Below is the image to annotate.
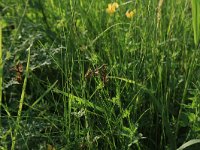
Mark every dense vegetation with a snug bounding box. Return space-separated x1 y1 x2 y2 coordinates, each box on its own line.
0 0 200 149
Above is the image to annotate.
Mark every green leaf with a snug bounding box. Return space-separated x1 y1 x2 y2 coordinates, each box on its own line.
177 139 200 150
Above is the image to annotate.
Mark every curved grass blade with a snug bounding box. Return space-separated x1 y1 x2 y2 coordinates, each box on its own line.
177 139 200 150
108 76 155 96
53 88 104 113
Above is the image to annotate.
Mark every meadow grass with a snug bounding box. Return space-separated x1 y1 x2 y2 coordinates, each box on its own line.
191 0 200 47
0 15 3 134
0 0 200 149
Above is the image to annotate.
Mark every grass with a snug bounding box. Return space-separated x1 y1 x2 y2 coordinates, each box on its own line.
0 0 200 149
11 43 32 150
0 14 3 134
192 0 200 47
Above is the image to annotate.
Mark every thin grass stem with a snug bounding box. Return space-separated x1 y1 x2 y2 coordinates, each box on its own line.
11 43 32 150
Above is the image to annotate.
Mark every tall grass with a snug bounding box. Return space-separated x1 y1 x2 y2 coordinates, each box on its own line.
0 19 3 133
191 0 200 47
11 43 32 150
1 0 200 149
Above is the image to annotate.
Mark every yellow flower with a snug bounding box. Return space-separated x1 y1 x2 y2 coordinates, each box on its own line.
106 4 115 14
112 2 119 9
106 2 119 14
126 9 136 19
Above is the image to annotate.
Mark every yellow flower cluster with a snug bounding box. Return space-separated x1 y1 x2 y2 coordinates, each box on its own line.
106 2 119 14
106 2 136 19
126 9 136 19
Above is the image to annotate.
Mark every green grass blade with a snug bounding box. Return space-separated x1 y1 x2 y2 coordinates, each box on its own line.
197 0 200 45
192 0 197 46
31 80 58 108
0 19 3 133
11 43 32 150
53 88 104 113
177 139 200 150
192 0 200 47
108 76 155 97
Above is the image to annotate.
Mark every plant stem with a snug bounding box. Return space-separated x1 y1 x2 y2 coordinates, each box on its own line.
0 19 3 133
11 43 32 150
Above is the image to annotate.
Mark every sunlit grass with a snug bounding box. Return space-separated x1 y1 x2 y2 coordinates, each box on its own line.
191 0 200 47
0 0 200 149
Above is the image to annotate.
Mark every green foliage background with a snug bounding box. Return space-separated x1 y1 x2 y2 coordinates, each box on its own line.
0 0 200 149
